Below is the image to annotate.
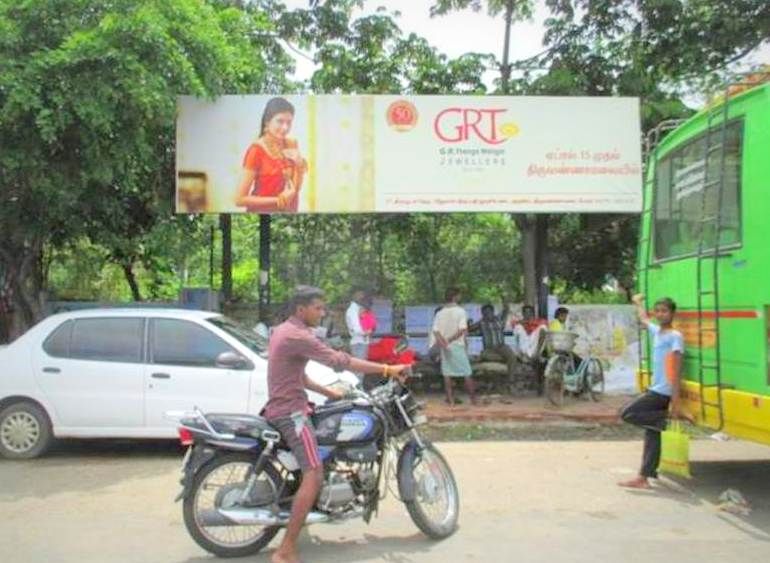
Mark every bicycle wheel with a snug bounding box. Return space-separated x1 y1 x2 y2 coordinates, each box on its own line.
585 358 605 401
544 355 568 407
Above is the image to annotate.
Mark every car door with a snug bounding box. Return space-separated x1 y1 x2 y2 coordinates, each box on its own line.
144 318 253 432
33 317 146 429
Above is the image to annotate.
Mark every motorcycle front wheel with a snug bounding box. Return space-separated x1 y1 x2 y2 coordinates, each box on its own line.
401 443 459 539
182 452 281 558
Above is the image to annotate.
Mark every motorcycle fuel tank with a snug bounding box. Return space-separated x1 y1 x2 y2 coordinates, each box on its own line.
314 408 381 446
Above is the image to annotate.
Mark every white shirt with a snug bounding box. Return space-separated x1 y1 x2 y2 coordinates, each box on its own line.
430 304 468 347
345 301 368 345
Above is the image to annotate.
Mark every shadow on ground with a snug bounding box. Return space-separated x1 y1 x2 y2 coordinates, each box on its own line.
668 459 770 539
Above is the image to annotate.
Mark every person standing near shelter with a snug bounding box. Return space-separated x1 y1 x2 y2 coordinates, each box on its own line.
546 306 584 373
431 288 478 405
618 294 687 489
312 306 335 341
346 289 370 360
359 296 378 339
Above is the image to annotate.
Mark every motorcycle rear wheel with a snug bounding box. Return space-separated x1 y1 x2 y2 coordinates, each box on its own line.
183 452 281 558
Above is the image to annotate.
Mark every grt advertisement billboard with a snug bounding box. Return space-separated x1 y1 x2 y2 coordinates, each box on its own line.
176 95 642 214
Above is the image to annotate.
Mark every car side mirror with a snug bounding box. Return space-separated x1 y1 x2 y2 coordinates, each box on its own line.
215 351 252 370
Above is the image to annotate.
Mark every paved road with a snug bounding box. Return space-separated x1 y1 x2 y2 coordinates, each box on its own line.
1 438 769 563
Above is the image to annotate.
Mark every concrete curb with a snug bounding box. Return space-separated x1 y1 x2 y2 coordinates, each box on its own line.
425 411 622 424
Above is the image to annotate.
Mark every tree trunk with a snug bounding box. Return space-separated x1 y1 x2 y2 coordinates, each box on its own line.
220 214 232 303
500 0 514 93
121 262 142 302
502 1 549 315
516 215 538 308
514 214 550 316
208 225 215 289
0 240 46 342
426 215 442 303
375 219 386 294
535 214 549 317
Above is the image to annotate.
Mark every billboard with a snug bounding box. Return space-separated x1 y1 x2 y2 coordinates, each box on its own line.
176 95 642 214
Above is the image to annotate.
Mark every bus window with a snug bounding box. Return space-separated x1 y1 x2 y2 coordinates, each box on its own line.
654 121 743 260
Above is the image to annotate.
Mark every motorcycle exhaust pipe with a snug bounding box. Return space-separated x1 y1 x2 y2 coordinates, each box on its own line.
197 509 239 527
201 508 330 527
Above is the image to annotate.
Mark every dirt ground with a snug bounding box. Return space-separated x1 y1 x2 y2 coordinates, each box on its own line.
1 435 769 563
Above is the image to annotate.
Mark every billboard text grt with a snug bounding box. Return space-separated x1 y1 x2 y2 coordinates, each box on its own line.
176 95 642 214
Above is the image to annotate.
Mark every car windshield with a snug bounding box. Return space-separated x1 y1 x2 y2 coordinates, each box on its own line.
207 316 268 356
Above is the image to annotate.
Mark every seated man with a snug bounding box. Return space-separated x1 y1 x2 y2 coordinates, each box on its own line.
512 305 548 360
469 304 519 381
549 307 569 332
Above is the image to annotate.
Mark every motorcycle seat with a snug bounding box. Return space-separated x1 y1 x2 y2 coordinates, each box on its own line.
193 413 278 438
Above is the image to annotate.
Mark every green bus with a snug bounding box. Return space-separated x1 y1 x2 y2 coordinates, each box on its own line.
637 73 770 446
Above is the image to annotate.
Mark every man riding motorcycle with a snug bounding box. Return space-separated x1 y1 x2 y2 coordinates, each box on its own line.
266 285 409 563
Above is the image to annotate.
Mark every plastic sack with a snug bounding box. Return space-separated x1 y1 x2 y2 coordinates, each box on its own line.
659 420 692 478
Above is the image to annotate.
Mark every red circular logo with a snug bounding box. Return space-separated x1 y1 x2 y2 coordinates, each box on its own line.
386 100 418 132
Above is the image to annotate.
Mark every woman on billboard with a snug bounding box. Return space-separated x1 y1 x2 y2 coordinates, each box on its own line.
235 97 307 212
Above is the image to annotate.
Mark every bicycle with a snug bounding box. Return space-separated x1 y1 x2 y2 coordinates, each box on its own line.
543 331 605 407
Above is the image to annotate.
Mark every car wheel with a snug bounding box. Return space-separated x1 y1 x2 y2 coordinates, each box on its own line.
0 401 53 459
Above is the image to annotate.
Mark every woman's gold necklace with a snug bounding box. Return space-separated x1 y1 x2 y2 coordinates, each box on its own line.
261 135 285 159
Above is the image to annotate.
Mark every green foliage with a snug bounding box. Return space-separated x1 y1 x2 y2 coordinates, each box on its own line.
549 278 626 305
527 0 770 100
47 240 132 301
548 214 638 294
266 213 520 306
0 0 291 330
278 0 493 95
5 0 770 337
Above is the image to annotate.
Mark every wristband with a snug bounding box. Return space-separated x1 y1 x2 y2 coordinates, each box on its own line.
382 364 390 377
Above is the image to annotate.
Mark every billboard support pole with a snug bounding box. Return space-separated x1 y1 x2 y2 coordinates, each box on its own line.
536 214 549 318
208 224 215 290
259 214 271 323
220 214 232 303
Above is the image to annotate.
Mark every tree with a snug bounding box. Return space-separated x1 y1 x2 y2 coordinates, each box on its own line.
430 0 770 308
524 0 770 296
0 0 290 338
257 0 502 308
276 0 493 96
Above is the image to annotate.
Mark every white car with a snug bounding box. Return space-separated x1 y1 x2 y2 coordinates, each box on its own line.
0 308 356 459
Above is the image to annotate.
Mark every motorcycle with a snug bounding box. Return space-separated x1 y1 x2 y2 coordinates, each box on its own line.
168 376 459 558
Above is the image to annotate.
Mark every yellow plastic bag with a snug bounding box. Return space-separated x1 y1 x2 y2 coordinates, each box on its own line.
659 420 691 478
